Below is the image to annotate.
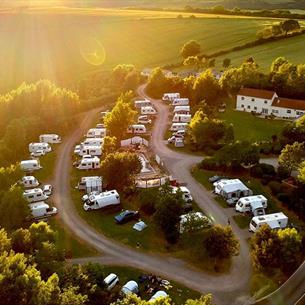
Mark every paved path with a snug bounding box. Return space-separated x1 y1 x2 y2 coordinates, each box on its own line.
52 91 253 305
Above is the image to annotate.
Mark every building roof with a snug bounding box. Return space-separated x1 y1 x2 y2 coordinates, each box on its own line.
238 88 276 100
272 97 305 111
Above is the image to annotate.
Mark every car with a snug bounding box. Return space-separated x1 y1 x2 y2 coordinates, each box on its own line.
167 135 183 144
42 184 52 196
226 198 239 207
82 191 100 202
114 210 139 224
173 130 186 137
138 115 152 125
208 175 228 183
31 150 45 158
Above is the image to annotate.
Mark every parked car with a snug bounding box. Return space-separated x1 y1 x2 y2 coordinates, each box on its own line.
42 184 52 196
114 210 139 224
208 175 228 183
226 197 239 207
31 150 46 158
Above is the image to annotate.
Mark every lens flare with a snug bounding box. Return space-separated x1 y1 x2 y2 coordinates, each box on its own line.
80 37 106 66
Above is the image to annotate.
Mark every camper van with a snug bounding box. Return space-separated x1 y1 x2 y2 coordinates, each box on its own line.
170 123 188 132
163 93 180 102
29 143 51 154
173 105 190 115
83 190 120 211
214 179 252 201
39 134 61 144
20 160 42 172
138 115 152 125
235 195 267 216
29 202 58 219
134 99 152 109
172 98 189 106
23 188 49 203
171 186 193 202
141 106 157 115
172 114 192 123
86 128 106 138
127 124 147 134
249 212 288 233
78 176 102 193
77 145 102 157
121 281 139 296
21 176 39 188
77 157 100 170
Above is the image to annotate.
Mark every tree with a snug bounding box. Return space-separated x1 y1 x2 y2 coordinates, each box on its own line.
146 68 171 98
180 40 201 59
280 19 300 35
101 152 141 189
298 161 305 184
180 212 211 234
102 136 118 158
204 225 240 260
222 58 231 68
0 228 11 252
278 142 305 174
183 56 205 71
104 92 137 141
112 64 135 85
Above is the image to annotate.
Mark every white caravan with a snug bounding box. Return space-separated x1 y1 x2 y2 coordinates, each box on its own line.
77 157 100 170
21 176 39 188
141 106 157 115
39 134 61 144
249 212 288 233
78 176 103 193
235 195 267 216
29 202 58 219
173 105 190 114
214 179 252 200
77 145 102 157
172 114 192 123
170 122 188 131
29 142 51 153
104 273 119 291
138 115 152 124
121 281 139 296
127 124 147 134
171 186 193 202
172 98 189 106
86 128 106 138
82 138 104 146
163 93 180 102
83 190 120 211
134 99 152 109
20 160 42 172
23 188 49 203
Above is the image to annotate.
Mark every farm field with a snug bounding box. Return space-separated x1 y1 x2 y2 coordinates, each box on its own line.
0 8 273 92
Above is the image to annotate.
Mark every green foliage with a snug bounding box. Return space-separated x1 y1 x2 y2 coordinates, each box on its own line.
146 67 173 98
298 161 305 184
183 56 206 71
222 58 231 68
101 152 142 190
180 40 201 59
102 136 118 159
280 19 300 34
112 64 140 91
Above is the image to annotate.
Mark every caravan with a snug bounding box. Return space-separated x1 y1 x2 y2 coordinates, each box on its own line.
29 202 58 219
82 138 104 146
173 105 190 115
86 128 106 138
78 176 103 193
39 134 61 144
77 145 102 157
83 190 120 211
127 125 147 134
214 179 252 201
170 123 188 132
20 160 42 172
23 188 49 203
163 93 180 102
249 212 288 232
235 195 267 216
21 176 39 188
141 106 157 115
134 99 152 109
29 143 51 154
172 98 189 106
172 114 192 123
77 157 100 170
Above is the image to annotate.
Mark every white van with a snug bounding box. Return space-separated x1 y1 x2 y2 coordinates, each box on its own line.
86 128 106 138
173 105 190 114
170 123 188 131
172 98 189 106
20 160 42 172
21 176 39 188
121 281 139 296
171 186 193 202
29 202 57 219
249 212 288 233
39 134 61 144
104 273 119 291
163 93 180 102
127 124 147 134
235 195 267 216
134 99 152 109
172 114 192 123
83 190 120 211
77 145 102 157
141 106 157 115
23 188 49 203
77 157 100 170
29 142 51 154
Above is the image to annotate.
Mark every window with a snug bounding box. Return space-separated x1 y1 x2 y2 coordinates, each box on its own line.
241 104 244 108
287 110 291 114
251 98 255 102
264 100 268 104
272 109 279 114
262 108 269 114
254 106 257 110
297 111 304 115
241 96 245 100
247 105 251 109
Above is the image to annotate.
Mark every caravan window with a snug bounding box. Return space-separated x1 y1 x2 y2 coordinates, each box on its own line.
250 220 257 228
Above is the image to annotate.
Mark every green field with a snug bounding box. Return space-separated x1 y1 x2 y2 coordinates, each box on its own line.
0 8 273 92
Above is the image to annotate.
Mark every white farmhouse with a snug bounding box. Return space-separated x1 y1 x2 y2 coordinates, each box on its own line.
236 88 305 119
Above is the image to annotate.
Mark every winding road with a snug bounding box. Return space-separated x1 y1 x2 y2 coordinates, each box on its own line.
53 85 254 305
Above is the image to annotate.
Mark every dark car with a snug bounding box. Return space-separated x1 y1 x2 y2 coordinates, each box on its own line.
208 175 228 183
114 210 139 224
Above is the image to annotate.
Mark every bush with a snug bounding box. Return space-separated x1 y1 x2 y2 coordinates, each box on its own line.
250 165 264 178
277 165 290 180
269 181 282 195
277 193 291 204
199 157 218 170
139 189 157 215
250 163 276 178
259 142 273 155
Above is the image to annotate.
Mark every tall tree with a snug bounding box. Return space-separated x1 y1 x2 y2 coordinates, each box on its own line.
180 40 201 59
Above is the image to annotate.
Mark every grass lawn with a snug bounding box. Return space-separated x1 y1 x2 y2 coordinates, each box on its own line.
219 100 285 142
35 147 58 183
101 265 201 303
233 214 251 229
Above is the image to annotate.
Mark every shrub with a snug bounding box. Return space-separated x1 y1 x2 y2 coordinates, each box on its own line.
277 193 291 204
199 157 218 170
250 165 264 178
277 165 290 180
251 163 276 178
139 189 158 215
269 181 282 195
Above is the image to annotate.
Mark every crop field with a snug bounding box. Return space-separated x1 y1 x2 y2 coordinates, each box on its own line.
0 8 273 92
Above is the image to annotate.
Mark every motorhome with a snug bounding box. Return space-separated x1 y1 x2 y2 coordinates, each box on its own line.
162 93 180 102
83 190 120 211
172 114 192 123
39 134 61 144
141 106 157 115
170 123 188 132
86 128 106 138
21 176 39 188
172 98 189 106
29 142 51 153
20 160 42 172
134 99 152 109
235 195 268 216
127 124 147 134
214 179 252 200
78 176 102 193
138 115 152 124
249 212 288 233
77 145 102 157
171 186 193 202
29 202 57 219
173 105 191 115
23 188 49 203
77 157 100 170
